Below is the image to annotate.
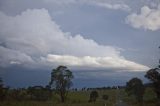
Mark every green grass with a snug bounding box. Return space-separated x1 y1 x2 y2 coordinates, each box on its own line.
0 88 159 106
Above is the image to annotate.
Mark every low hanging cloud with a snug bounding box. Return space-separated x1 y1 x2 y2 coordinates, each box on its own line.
126 5 160 31
0 8 149 71
45 54 149 71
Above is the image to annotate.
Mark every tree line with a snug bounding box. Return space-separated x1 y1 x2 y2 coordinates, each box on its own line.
0 50 160 104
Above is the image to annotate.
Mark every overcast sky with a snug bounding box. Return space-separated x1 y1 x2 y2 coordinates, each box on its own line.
0 0 160 88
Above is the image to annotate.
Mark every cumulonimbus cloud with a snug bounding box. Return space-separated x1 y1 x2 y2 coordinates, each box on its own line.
126 5 160 31
0 8 149 71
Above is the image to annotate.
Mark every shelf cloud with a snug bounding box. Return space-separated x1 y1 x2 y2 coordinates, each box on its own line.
45 54 149 71
0 8 149 71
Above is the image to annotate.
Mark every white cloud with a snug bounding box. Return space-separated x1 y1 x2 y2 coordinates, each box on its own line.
42 0 130 11
43 0 76 5
82 0 131 11
10 61 21 65
90 2 130 11
126 5 160 31
46 54 149 71
0 8 149 71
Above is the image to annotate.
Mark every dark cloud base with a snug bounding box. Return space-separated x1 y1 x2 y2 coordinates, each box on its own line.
0 67 148 88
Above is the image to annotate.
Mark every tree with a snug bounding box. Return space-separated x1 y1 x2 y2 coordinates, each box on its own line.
0 78 5 100
89 91 99 103
49 66 73 103
145 47 160 100
0 78 8 101
102 94 109 101
125 78 145 102
145 68 160 99
102 94 109 106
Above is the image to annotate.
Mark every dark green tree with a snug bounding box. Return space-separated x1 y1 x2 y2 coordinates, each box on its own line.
0 78 3 90
0 78 4 100
102 94 109 101
145 47 160 99
49 66 73 103
145 68 160 99
89 91 99 103
102 94 109 106
125 77 145 102
0 78 6 101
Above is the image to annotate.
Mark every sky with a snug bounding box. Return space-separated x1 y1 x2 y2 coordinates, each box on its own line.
0 0 160 88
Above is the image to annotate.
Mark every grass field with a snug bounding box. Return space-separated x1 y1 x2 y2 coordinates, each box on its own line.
0 88 159 106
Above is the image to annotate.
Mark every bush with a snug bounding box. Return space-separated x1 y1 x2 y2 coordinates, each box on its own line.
126 77 145 103
27 86 52 101
102 94 109 101
88 91 99 103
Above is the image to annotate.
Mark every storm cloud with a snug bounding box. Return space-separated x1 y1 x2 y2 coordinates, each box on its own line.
0 8 149 71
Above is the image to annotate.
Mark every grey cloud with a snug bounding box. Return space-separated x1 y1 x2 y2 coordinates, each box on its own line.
126 5 160 31
0 8 149 71
0 46 34 68
1 0 160 16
